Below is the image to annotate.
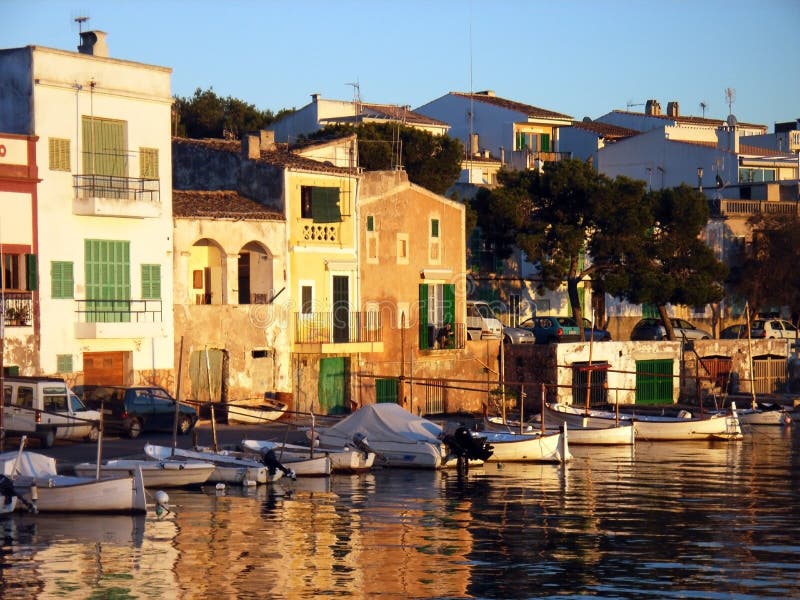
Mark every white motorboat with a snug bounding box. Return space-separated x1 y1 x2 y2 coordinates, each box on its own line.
73 459 215 488
241 439 374 474
0 450 147 514
226 400 288 425
543 402 742 441
311 403 491 469
144 443 282 485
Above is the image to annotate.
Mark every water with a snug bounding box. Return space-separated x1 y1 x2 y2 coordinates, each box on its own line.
1 426 799 599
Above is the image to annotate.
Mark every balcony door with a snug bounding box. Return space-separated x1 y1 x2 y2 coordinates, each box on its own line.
85 239 130 322
82 116 126 176
332 275 350 343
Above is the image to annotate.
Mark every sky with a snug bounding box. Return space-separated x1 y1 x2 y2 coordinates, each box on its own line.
3 0 798 129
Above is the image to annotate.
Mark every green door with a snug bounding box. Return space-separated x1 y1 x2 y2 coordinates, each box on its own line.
375 378 398 403
318 357 347 414
635 359 673 404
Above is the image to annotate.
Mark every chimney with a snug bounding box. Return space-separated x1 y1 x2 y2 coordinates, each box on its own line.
666 101 679 118
311 93 320 103
78 30 109 57
645 99 661 116
242 133 260 160
476 90 496 97
259 130 276 152
470 133 479 156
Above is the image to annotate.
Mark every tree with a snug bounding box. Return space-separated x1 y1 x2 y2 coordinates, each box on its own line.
305 123 463 195
727 213 800 322
601 185 727 339
172 87 282 139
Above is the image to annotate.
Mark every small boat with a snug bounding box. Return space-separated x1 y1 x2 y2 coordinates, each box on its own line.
480 428 572 463
241 439 374 474
226 400 288 425
0 450 147 514
543 402 742 442
73 459 215 488
144 443 282 485
488 415 636 446
312 403 492 470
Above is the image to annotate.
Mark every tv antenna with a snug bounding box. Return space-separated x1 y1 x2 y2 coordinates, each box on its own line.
725 87 736 115
346 80 361 106
74 15 89 34
626 100 645 110
699 101 707 118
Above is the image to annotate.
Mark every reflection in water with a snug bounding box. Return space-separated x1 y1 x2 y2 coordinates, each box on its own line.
0 427 798 598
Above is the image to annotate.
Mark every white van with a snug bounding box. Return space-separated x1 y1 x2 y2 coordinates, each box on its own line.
2 376 101 448
466 300 503 340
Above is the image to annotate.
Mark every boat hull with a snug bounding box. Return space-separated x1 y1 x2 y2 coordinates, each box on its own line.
241 440 374 474
73 460 215 488
482 430 571 463
227 402 287 424
14 469 147 513
144 444 278 485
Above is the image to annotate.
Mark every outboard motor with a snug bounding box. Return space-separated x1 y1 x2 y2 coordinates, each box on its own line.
261 448 297 480
0 474 36 513
352 433 385 464
442 424 494 473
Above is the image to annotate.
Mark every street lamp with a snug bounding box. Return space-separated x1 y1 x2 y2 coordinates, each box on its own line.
697 166 704 192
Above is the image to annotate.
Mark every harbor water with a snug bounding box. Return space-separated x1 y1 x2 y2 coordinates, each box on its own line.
1 425 798 599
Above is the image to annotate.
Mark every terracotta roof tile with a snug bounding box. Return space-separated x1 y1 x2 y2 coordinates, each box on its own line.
173 190 284 220
571 120 639 140
609 109 766 131
172 137 355 174
451 91 573 121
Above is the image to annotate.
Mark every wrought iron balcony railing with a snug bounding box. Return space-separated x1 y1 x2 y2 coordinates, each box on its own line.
294 311 381 344
73 174 160 203
75 299 163 323
419 322 466 350
2 292 33 327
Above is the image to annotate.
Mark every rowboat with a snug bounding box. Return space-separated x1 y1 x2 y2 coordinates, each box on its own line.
488 416 636 446
73 459 215 488
0 450 147 514
144 443 281 485
241 439 373 474
543 402 742 441
481 428 572 463
226 400 288 424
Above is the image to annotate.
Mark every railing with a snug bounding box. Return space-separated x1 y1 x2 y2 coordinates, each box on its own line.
2 292 33 327
302 223 340 243
420 322 467 350
75 299 162 323
294 311 381 344
709 198 800 218
73 174 160 203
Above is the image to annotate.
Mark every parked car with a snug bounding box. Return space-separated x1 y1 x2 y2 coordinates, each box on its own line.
521 316 581 344
503 325 536 345
720 324 749 339
581 318 612 341
74 385 198 439
630 318 711 341
750 318 799 339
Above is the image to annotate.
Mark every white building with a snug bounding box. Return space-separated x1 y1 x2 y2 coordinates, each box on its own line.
0 32 175 386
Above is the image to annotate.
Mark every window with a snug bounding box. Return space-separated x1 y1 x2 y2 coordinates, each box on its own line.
85 239 130 323
3 253 35 291
366 215 375 231
429 220 441 264
300 186 341 222
397 234 409 265
56 354 74 373
48 137 71 171
367 235 378 263
431 219 440 238
141 264 161 299
51 261 74 299
82 116 126 176
139 147 159 179
418 283 455 349
301 285 313 314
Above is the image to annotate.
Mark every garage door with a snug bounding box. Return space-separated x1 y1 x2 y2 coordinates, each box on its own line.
83 351 126 385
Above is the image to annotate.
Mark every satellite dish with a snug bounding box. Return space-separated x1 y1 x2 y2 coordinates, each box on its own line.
726 114 738 127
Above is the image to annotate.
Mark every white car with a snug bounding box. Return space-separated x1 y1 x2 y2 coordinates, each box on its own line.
750 318 799 340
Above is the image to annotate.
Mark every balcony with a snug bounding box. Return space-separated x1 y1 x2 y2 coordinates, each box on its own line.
709 198 800 218
73 174 161 218
2 292 33 328
419 322 467 351
294 311 383 353
75 299 164 339
507 150 571 172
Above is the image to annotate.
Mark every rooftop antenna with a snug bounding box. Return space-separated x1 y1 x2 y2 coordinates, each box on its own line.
346 80 361 110
74 15 89 38
700 101 707 118
626 100 645 111
725 87 736 116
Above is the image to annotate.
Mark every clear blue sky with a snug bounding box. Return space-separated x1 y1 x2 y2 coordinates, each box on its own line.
3 0 798 129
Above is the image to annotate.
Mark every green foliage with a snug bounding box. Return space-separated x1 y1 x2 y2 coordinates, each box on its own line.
172 87 282 139
727 214 800 318
306 123 463 195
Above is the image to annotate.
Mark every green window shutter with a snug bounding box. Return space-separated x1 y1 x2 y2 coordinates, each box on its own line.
82 117 125 176
56 354 73 373
366 215 374 231
311 187 341 223
431 219 440 238
25 254 37 291
418 284 429 348
51 261 74 299
540 133 550 152
85 240 131 323
443 284 455 325
375 378 399 403
141 264 161 299
139 147 159 179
